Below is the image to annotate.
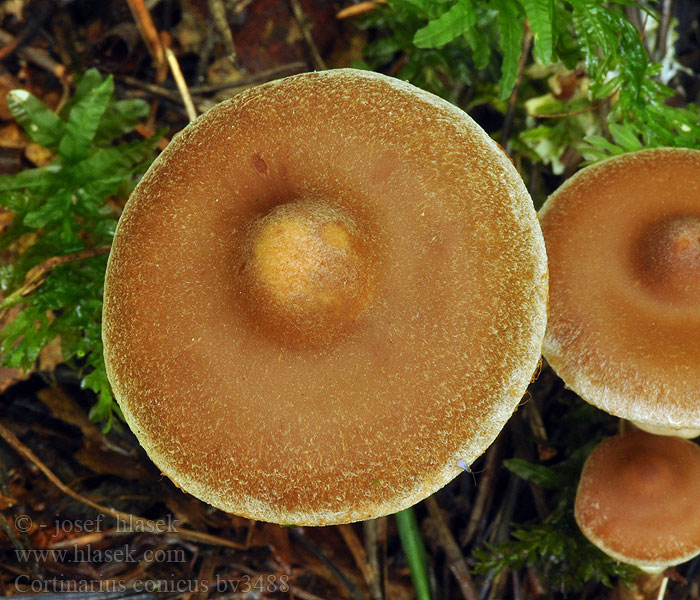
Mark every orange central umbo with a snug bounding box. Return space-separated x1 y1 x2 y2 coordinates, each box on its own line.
239 200 376 345
633 215 700 306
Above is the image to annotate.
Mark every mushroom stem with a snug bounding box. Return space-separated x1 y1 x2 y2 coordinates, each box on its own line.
610 572 667 600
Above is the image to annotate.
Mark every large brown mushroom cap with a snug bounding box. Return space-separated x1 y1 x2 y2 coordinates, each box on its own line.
103 69 547 525
575 430 700 571
540 148 700 434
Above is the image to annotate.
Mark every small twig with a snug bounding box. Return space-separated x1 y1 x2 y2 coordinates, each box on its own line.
484 561 511 599
627 5 652 56
48 530 124 549
0 510 25 554
291 587 328 600
290 528 366 600
21 247 110 296
0 247 111 319
8 591 157 600
425 497 479 600
511 569 522 600
461 433 503 547
523 398 556 461
189 62 307 94
208 0 238 65
0 30 68 82
165 47 197 121
125 0 169 130
363 519 384 600
194 20 218 85
487 460 522 548
0 421 245 551
654 0 674 62
126 0 164 67
55 79 72 115
376 517 389 599
501 24 532 150
0 2 55 62
0 33 25 62
192 551 218 600
120 75 187 104
134 123 169 151
336 1 386 19
232 0 256 14
122 63 305 118
289 0 326 70
510 412 549 519
339 525 376 598
528 100 605 119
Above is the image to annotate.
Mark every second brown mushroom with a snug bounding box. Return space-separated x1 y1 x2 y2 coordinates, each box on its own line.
539 147 700 437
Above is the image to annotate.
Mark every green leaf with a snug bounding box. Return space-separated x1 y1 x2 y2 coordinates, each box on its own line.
463 20 491 70
58 75 115 162
493 0 524 99
96 98 150 141
413 0 476 48
472 501 641 593
0 165 56 193
0 67 157 431
521 0 554 64
65 68 105 114
402 0 430 10
83 358 120 432
0 307 50 369
608 122 643 151
570 0 648 105
23 191 71 229
7 89 64 147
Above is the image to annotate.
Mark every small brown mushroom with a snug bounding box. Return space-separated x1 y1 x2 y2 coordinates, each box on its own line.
540 148 700 437
102 69 547 525
575 430 700 596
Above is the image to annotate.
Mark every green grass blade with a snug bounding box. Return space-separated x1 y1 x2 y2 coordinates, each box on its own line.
395 507 432 600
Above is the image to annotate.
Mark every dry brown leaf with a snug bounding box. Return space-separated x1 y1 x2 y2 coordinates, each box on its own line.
250 523 293 572
0 0 26 21
207 55 244 86
386 580 415 600
0 302 25 393
38 335 63 372
73 444 154 481
0 492 18 509
173 3 208 53
0 208 13 234
0 122 25 148
38 386 153 481
25 142 53 166
0 71 21 121
164 492 217 531
37 386 101 441
0 364 23 393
